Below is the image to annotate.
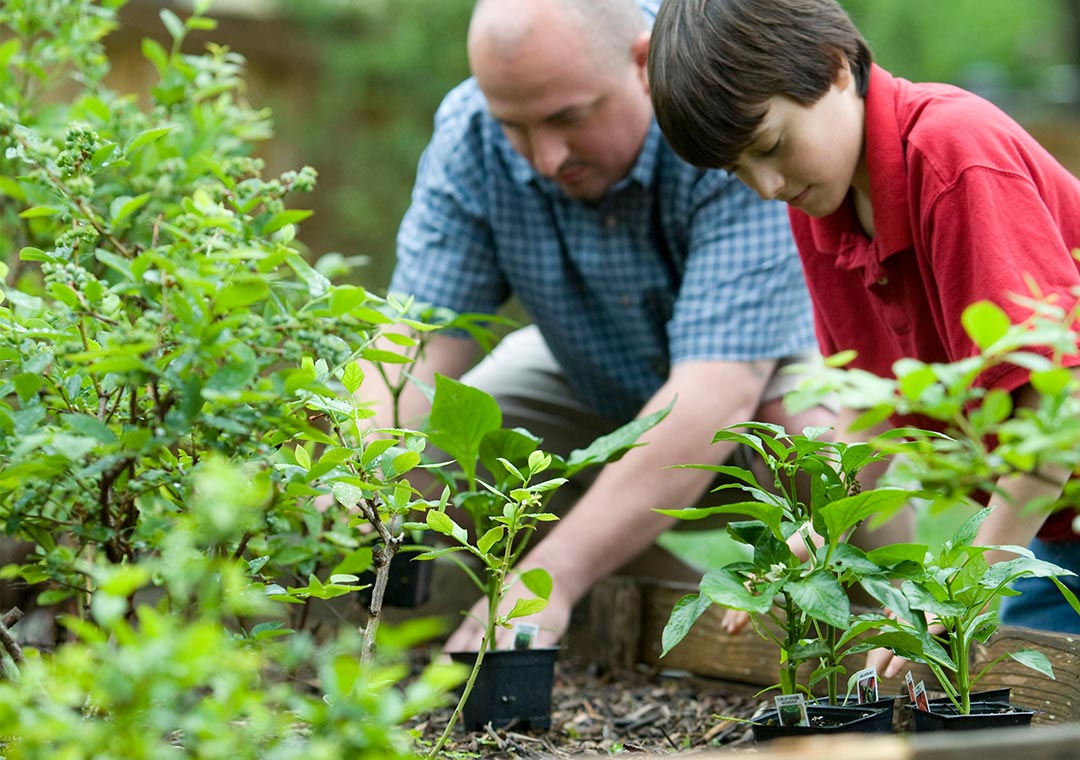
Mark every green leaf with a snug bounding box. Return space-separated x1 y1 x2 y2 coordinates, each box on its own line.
655 501 785 541
331 548 374 576
18 206 60 219
563 400 672 477
361 438 398 469
141 38 169 76
700 568 779 615
294 444 311 469
425 510 467 544
427 374 502 489
866 543 929 567
214 280 269 312
160 8 185 41
818 489 910 544
961 301 1011 350
952 507 993 548
109 193 151 225
1030 367 1074 397
391 450 420 475
286 252 330 298
13 373 41 402
902 581 966 617
341 361 364 395
479 428 541 485
518 568 552 600
1009 648 1054 679
328 285 370 317
332 481 364 507
65 413 118 444
476 526 504 555
504 597 547 620
19 247 56 262
661 593 712 657
263 209 313 235
786 570 850 629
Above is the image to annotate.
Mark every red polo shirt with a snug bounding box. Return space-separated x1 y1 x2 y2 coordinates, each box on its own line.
790 64 1080 541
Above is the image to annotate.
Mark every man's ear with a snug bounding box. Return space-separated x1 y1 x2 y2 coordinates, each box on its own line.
632 31 651 94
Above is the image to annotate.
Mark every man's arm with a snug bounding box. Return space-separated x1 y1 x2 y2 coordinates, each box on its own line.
443 357 775 650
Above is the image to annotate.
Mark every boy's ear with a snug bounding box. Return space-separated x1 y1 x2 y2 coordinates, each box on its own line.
833 52 854 91
632 31 651 94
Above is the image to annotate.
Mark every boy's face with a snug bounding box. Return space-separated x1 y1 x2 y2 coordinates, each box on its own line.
726 66 866 218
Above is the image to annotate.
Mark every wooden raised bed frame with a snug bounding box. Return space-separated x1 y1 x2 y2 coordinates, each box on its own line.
570 576 1080 757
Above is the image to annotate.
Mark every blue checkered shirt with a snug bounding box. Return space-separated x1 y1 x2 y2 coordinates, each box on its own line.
392 10 815 421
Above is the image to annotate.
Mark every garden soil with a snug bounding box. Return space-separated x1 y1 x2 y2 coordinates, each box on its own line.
410 656 767 757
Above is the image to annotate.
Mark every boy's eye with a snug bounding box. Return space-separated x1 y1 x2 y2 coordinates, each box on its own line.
759 138 781 157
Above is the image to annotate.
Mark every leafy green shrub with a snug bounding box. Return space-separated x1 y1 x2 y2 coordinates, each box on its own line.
0 0 464 753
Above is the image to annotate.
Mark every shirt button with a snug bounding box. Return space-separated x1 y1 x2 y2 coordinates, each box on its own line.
877 276 889 286
605 214 618 230
620 293 633 306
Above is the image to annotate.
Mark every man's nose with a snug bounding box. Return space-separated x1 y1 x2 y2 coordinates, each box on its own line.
529 129 570 178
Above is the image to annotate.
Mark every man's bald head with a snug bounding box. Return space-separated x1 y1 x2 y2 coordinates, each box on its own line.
468 0 647 76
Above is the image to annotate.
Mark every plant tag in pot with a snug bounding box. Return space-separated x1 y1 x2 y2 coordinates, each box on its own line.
913 680 930 712
512 622 539 650
774 694 809 727
854 666 878 704
905 671 917 702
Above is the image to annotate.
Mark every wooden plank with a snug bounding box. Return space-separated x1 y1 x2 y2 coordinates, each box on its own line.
587 578 1080 722
638 723 1080 760
971 626 1080 723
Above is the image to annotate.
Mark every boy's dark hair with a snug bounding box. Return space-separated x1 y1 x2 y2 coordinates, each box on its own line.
648 0 872 169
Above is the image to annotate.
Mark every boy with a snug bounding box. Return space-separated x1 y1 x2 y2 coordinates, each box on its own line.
647 0 1080 644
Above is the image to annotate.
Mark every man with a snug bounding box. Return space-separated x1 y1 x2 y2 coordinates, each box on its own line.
378 0 830 651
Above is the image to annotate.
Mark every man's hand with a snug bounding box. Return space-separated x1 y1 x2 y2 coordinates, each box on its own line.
442 579 572 652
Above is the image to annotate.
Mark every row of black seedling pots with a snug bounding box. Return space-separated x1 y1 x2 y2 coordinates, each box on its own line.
359 558 1037 736
751 687 1034 741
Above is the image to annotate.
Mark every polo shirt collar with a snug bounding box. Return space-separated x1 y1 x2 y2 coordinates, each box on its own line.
809 64 913 266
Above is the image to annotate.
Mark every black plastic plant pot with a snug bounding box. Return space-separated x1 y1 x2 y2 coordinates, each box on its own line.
449 647 560 731
751 704 890 742
813 695 898 732
907 700 1035 732
926 687 1011 707
357 550 432 608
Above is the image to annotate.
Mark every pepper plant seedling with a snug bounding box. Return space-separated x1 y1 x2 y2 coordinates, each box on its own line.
658 423 909 703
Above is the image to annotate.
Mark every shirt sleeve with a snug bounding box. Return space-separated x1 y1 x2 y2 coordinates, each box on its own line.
920 165 1080 393
390 82 510 316
667 173 818 364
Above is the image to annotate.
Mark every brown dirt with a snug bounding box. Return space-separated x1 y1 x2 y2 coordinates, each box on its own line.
410 657 771 758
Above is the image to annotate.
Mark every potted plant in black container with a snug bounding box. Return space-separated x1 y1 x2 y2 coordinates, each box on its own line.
862 506 1080 731
416 376 670 751
658 424 910 740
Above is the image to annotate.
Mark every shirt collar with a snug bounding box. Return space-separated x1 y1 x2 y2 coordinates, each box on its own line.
501 118 662 199
809 64 913 262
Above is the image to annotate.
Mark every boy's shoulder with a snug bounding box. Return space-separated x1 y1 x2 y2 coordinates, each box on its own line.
892 77 1037 182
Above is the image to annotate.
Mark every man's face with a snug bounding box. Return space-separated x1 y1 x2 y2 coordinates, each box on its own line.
727 69 865 218
471 27 653 202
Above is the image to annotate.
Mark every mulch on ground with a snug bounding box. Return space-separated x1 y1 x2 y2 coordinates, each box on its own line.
411 658 769 758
